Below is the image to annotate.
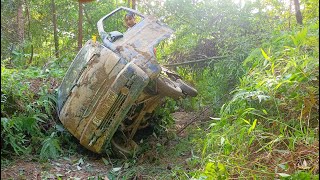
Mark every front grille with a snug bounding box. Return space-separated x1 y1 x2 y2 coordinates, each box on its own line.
88 75 136 147
99 92 127 132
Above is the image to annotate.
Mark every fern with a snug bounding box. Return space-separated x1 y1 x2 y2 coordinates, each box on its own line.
1 117 29 156
40 132 62 160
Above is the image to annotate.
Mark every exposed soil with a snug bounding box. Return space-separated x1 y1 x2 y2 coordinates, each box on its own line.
1 110 210 180
1 155 110 180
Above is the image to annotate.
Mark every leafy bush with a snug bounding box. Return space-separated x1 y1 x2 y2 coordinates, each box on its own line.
152 97 178 134
40 132 63 160
1 117 30 155
1 66 65 160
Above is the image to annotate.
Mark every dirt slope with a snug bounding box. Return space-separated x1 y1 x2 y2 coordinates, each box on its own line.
1 110 210 179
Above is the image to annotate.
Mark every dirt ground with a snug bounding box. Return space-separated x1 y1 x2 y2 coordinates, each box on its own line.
1 155 109 179
1 110 211 180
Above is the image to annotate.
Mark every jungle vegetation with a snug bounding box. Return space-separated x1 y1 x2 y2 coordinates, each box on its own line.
1 0 319 179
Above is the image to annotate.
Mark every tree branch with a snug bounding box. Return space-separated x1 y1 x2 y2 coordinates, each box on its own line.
163 56 228 67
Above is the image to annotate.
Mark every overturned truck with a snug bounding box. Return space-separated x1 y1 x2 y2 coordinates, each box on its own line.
57 7 197 157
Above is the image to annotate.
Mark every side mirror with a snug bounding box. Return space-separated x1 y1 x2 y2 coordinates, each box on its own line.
109 31 123 42
102 31 123 51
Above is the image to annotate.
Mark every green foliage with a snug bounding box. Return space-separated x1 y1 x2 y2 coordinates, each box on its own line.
190 60 244 110
239 22 319 124
1 117 30 155
280 171 319 180
1 0 129 68
152 98 177 134
1 67 29 115
1 66 61 116
1 65 65 160
149 0 273 66
40 132 62 160
192 18 319 179
201 162 228 180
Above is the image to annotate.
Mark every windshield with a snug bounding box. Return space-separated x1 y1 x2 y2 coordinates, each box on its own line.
57 41 97 113
102 9 144 34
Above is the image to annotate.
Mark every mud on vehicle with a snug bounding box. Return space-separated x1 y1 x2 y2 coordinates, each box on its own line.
57 7 197 157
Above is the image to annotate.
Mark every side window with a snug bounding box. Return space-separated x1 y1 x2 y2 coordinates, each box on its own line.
103 9 143 34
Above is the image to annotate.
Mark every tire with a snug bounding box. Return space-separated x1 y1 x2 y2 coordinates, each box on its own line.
156 76 184 100
111 132 138 158
176 79 198 97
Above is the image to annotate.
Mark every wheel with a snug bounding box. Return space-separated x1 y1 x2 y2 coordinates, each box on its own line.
156 76 184 100
176 79 198 97
111 132 138 158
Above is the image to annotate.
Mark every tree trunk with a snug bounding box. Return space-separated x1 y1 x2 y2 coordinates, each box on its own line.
78 2 83 51
25 0 34 64
51 0 59 58
127 0 136 9
288 0 292 29
84 6 94 28
132 0 136 9
17 2 24 43
293 0 303 25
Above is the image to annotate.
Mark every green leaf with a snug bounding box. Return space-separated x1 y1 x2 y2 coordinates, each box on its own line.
56 174 64 179
217 162 226 173
260 48 270 61
78 158 84 166
248 136 255 146
123 163 129 169
207 123 217 129
257 95 269 103
112 167 121 172
102 158 109 165
55 124 65 132
278 163 288 170
275 81 285 90
271 62 275 75
242 118 250 125
262 109 268 115
220 137 225 146
204 162 216 176
248 119 257 135
224 142 233 155
277 173 291 177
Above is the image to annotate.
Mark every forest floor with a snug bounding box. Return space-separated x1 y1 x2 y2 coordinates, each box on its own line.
1 109 211 180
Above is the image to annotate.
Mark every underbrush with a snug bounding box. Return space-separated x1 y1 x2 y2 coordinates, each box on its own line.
0 64 78 163
0 60 190 167
175 59 244 113
189 22 319 179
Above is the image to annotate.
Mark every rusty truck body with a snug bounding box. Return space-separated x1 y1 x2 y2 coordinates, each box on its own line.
57 7 197 156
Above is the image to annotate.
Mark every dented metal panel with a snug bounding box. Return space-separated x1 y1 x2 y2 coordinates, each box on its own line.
58 39 150 153
78 63 149 153
114 16 173 80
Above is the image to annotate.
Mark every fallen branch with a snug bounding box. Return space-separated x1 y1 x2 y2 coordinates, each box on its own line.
163 107 210 145
176 106 211 135
163 56 228 67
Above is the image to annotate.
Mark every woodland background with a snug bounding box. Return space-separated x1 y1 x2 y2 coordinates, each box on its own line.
1 0 319 179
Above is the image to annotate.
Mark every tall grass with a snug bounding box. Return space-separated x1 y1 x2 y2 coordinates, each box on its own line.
192 21 319 179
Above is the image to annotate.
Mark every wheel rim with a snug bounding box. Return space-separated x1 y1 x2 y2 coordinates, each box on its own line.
176 79 198 97
111 133 138 158
156 76 184 99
